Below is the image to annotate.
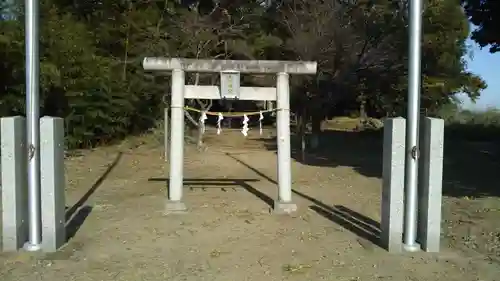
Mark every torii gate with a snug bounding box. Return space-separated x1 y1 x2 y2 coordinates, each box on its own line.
143 58 317 214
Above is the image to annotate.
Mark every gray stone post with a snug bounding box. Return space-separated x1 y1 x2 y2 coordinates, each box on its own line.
381 117 406 253
40 117 66 252
418 117 444 252
1 116 28 251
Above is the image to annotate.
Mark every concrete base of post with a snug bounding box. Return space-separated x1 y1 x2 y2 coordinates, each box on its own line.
1 116 29 252
380 117 444 254
164 201 188 215
1 116 67 253
272 201 297 214
418 117 444 253
380 117 406 253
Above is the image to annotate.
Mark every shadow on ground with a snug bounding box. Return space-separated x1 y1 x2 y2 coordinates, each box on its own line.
258 128 500 198
65 152 123 241
225 153 382 248
148 178 273 207
262 129 383 178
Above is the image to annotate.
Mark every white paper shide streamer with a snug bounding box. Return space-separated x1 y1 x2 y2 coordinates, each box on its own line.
216 112 224 135
259 111 264 135
199 111 208 134
241 114 249 137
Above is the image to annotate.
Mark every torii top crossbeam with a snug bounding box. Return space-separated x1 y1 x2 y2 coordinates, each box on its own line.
142 57 317 74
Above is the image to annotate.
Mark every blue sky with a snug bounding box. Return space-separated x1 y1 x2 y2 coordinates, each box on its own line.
460 39 500 110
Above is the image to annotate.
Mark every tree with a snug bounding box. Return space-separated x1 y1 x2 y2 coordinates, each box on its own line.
0 0 488 150
462 0 500 53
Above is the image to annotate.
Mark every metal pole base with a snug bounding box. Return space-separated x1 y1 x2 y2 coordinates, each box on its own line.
403 243 421 252
23 241 41 252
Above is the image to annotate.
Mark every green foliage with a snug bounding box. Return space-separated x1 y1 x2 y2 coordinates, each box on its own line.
462 0 500 53
437 106 500 142
0 0 492 149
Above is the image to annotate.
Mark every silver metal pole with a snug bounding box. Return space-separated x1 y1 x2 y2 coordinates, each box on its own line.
24 0 42 251
403 0 423 252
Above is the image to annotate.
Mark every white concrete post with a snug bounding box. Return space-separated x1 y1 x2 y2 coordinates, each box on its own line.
166 69 187 213
40 117 66 252
1 116 28 251
380 117 406 253
418 117 444 252
273 72 296 214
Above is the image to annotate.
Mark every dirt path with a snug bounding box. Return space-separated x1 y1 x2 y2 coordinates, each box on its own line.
1 129 499 281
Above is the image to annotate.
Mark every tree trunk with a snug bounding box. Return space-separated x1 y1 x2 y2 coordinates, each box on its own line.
357 93 368 131
197 124 204 150
297 106 307 162
310 112 322 150
360 99 367 121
